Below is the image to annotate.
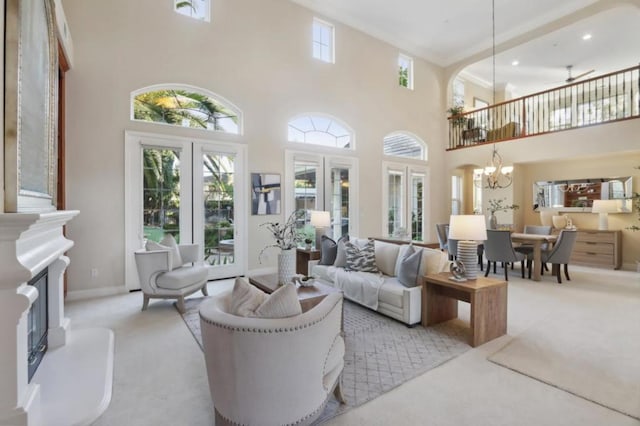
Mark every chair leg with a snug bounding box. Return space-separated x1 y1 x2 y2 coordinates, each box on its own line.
527 259 532 279
479 255 483 271
333 377 346 404
485 261 491 277
520 260 525 278
504 264 509 281
201 283 209 296
493 262 497 273
176 296 186 313
141 294 150 311
564 264 570 281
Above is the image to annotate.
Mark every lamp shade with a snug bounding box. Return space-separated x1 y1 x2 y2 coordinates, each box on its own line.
448 215 487 241
310 210 331 227
591 199 619 213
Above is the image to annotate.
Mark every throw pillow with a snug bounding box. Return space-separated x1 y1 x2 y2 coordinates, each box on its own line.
254 283 302 318
333 235 350 268
374 240 400 276
319 235 337 265
397 245 423 287
160 234 184 269
230 277 267 317
145 239 180 271
345 239 378 273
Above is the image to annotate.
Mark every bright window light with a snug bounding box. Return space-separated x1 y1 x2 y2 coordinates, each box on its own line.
313 18 335 63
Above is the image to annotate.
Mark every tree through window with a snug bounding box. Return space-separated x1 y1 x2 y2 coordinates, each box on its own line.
132 86 241 134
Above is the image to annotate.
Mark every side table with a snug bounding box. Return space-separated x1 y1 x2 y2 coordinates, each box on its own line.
296 248 321 275
422 272 507 347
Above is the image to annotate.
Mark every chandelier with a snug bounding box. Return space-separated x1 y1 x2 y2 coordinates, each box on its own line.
474 146 513 189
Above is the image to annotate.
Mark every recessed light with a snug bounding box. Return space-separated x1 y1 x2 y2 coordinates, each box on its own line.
582 33 592 40
511 60 519 66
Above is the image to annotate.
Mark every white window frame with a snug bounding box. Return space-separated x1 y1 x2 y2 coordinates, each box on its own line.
398 53 414 90
174 0 211 22
382 161 429 242
284 150 358 239
312 18 335 64
287 113 355 150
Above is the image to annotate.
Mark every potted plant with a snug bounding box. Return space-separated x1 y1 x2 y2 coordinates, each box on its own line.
487 198 519 230
304 238 313 250
259 210 304 285
446 105 468 127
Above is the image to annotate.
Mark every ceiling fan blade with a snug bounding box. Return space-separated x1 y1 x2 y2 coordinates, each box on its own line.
566 69 595 83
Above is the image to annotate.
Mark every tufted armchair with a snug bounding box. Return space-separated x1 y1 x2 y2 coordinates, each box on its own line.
134 243 208 313
199 290 345 426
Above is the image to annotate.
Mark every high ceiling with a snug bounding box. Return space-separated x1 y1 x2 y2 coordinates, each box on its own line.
290 0 640 96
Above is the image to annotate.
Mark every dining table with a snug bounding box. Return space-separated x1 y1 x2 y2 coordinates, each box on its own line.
510 233 558 281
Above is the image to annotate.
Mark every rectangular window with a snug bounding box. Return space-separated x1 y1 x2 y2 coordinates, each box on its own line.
453 78 465 107
398 54 413 89
388 171 404 236
174 0 210 22
410 174 424 241
313 18 335 63
473 170 483 214
451 175 462 215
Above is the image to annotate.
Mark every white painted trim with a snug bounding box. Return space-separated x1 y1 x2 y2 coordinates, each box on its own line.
65 286 128 302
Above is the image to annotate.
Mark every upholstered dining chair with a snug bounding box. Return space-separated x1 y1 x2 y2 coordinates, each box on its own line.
199 290 345 426
435 223 449 252
515 225 553 267
483 230 527 281
540 229 578 283
134 242 208 313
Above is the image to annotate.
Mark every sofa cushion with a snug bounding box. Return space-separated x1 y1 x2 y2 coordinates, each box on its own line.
319 236 337 265
254 283 302 318
419 247 449 276
345 240 378 273
397 245 423 287
374 241 400 276
378 278 404 308
229 277 266 316
156 264 208 290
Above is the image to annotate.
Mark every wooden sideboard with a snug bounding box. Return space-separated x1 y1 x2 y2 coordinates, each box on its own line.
570 229 621 270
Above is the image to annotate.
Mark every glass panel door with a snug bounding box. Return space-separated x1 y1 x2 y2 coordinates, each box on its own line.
142 148 182 243
388 171 403 235
328 166 349 239
410 173 424 241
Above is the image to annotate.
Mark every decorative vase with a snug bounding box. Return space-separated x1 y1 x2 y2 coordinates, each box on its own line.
278 248 296 285
489 213 498 230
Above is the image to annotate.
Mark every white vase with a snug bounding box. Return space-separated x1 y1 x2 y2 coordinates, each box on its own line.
278 248 296 285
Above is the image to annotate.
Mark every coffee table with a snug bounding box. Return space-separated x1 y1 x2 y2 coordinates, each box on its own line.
422 272 507 347
248 273 342 312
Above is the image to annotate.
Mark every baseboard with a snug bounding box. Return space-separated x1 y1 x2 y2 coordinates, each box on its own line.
66 286 128 301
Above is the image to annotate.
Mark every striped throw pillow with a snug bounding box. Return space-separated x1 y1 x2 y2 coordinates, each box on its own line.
345 239 378 273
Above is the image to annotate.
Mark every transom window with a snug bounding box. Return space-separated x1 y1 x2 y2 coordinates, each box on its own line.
398 54 413 89
383 132 426 160
313 18 335 63
175 0 210 22
288 114 353 149
132 85 241 134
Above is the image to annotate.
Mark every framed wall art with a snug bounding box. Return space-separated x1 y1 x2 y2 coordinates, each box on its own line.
251 173 281 215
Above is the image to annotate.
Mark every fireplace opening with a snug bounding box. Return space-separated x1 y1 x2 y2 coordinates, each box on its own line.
27 267 48 382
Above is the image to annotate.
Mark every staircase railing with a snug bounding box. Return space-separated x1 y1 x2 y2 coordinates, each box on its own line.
447 64 640 150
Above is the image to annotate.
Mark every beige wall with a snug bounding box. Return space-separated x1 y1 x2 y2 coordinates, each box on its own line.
60 0 449 293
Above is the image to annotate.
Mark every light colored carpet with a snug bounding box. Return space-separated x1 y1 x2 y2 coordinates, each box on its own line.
179 297 471 423
489 279 640 420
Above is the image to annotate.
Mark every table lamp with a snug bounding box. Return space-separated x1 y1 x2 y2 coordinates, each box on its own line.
310 210 331 250
448 215 487 280
591 199 619 230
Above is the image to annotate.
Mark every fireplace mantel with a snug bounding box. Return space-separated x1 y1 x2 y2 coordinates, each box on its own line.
0 210 114 426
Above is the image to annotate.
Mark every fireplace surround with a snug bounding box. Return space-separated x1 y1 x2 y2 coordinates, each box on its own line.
0 211 114 426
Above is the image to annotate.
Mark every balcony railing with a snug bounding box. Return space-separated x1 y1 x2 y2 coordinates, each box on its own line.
447 65 640 150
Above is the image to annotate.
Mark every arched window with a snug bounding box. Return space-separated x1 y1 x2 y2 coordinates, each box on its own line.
383 132 426 160
288 114 354 149
131 84 241 135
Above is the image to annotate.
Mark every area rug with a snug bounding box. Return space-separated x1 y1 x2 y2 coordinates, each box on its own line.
489 309 640 420
178 297 470 423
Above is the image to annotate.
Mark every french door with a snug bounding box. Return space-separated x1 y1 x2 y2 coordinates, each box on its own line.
382 162 428 241
284 150 358 240
125 131 246 289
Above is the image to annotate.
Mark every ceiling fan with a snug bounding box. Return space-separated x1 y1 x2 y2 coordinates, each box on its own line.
565 65 595 83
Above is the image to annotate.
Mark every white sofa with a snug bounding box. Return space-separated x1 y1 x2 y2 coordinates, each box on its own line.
310 239 450 326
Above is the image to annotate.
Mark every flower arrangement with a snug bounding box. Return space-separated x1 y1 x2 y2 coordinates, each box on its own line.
259 210 304 262
487 198 520 214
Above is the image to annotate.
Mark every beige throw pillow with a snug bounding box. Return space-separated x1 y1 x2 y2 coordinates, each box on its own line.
254 283 302 318
230 278 266 316
160 234 183 268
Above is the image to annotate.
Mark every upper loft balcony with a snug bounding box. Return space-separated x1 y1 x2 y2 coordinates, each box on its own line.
447 65 640 151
